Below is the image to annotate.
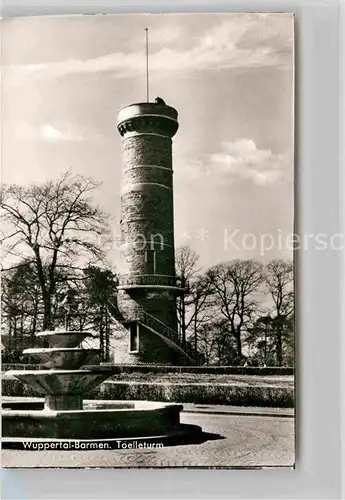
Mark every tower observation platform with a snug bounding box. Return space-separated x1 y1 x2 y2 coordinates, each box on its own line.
115 101 192 365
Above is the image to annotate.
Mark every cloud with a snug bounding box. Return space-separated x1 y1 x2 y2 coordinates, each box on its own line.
174 159 207 182
14 122 100 142
41 124 84 141
144 24 184 45
209 139 292 186
5 14 293 85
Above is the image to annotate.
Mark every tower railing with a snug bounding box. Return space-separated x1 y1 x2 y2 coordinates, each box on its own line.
118 273 188 292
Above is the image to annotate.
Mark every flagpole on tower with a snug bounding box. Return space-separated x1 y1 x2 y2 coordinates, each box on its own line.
145 28 149 102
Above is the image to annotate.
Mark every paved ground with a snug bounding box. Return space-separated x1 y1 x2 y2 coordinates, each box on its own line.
2 406 295 468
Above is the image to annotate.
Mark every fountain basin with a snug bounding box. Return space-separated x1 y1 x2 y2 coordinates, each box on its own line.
36 331 94 348
23 348 101 369
6 370 110 396
2 398 190 440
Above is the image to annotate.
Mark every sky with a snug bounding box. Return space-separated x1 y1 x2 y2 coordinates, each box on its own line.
1 13 294 269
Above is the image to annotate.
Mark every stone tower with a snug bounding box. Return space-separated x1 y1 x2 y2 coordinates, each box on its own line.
116 101 192 365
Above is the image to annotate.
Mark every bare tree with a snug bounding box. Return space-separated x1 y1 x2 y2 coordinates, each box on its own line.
175 245 214 359
206 259 263 360
196 322 218 365
1 172 111 330
175 245 200 347
1 260 43 360
186 275 215 356
82 266 119 361
264 259 294 366
247 315 275 366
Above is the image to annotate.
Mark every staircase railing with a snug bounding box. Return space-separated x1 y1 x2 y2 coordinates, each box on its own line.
139 314 194 363
140 310 177 341
106 299 194 363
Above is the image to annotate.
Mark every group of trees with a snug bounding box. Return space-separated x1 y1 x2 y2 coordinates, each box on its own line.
176 246 294 366
1 262 120 363
1 172 294 366
1 172 120 362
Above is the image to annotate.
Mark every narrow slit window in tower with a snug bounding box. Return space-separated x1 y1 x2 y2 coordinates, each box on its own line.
145 249 156 274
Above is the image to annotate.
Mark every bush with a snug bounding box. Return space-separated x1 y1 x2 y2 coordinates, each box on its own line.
2 378 38 398
93 381 294 408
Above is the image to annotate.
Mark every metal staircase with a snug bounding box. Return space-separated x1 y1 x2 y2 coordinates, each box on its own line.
139 310 194 364
106 300 194 364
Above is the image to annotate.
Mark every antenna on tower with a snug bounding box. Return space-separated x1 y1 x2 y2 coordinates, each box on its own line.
145 28 149 102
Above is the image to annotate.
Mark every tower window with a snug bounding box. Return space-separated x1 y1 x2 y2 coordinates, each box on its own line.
128 322 139 353
145 249 156 274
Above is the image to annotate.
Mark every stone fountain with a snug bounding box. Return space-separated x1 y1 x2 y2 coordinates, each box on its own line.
2 330 200 445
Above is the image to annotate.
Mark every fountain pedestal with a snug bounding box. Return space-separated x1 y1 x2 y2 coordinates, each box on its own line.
45 395 83 411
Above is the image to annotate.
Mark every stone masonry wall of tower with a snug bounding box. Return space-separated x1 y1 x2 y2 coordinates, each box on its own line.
115 102 190 365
